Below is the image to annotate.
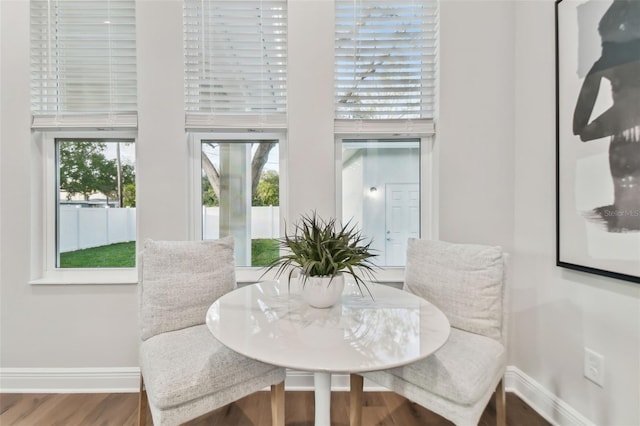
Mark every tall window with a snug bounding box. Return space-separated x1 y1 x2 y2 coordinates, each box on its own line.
31 0 137 273
185 0 287 269
335 0 437 268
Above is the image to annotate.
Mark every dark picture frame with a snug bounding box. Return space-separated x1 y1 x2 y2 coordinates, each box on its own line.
555 0 640 284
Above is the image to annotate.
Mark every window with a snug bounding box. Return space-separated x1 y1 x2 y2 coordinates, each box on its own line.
341 139 421 267
192 136 281 268
184 0 288 275
335 0 437 269
56 139 136 268
31 0 137 281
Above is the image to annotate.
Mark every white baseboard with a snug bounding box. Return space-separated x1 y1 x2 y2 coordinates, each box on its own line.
0 365 594 426
0 368 386 394
505 366 595 426
0 367 140 393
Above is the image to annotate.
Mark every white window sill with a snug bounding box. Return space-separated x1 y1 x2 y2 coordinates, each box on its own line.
30 268 137 285
29 267 404 286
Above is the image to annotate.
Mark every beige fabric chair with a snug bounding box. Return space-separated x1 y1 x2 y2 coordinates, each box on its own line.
351 239 508 426
137 238 286 426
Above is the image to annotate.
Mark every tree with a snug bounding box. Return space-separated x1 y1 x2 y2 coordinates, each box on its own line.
202 176 219 207
59 141 135 205
250 142 276 197
93 158 118 202
123 182 136 207
253 170 279 206
201 141 276 204
93 160 135 205
59 141 109 200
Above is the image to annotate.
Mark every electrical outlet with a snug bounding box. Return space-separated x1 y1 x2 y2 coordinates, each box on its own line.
584 348 605 387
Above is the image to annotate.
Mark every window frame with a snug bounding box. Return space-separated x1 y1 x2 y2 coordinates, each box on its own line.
30 130 138 285
188 131 288 283
335 133 436 283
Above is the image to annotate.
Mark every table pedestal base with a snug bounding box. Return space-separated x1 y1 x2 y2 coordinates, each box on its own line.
314 372 331 426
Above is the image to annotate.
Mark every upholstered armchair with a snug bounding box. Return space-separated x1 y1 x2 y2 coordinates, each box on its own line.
351 239 508 426
137 238 286 426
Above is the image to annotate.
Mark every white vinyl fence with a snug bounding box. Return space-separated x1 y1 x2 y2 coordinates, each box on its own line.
203 206 279 240
59 206 136 253
59 205 279 253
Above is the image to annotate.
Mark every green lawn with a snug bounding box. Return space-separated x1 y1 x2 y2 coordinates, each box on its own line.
251 238 279 267
59 239 278 268
60 241 136 268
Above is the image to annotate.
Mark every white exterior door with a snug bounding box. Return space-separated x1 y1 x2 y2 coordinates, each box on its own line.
385 183 420 266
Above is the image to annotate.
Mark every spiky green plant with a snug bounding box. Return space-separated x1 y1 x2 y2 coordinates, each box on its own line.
262 212 378 297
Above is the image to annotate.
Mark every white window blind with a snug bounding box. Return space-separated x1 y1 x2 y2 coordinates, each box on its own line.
335 0 437 125
30 0 137 129
184 0 287 130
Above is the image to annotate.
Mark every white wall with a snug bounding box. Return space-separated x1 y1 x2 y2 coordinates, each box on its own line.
512 2 640 425
287 0 336 221
1 0 639 424
438 0 516 251
136 0 189 242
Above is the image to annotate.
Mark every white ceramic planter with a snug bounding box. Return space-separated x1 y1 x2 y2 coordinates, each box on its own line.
301 273 345 308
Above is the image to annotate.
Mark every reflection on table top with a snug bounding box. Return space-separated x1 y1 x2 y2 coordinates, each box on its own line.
206 280 451 373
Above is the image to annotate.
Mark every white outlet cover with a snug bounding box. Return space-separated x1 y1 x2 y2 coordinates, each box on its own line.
584 348 605 387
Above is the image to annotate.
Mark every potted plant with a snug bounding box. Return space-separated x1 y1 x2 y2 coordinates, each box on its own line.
263 212 378 308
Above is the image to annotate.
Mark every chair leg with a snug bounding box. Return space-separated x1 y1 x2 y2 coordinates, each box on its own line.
495 379 506 426
349 374 364 426
138 374 148 426
271 381 285 426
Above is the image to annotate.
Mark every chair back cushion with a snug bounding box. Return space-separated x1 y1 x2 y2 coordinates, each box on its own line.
404 239 504 341
139 237 236 340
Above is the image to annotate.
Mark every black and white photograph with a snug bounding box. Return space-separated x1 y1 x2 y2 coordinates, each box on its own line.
556 0 640 283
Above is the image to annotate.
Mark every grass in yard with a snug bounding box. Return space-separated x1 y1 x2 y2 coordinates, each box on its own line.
252 238 279 267
61 239 277 269
59 242 136 268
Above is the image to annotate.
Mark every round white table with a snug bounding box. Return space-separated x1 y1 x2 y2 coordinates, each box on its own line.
206 280 450 426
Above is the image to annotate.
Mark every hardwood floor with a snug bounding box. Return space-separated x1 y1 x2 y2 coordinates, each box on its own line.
1 391 550 426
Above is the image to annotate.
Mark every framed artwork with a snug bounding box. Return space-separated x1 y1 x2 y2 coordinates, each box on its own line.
555 0 640 284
